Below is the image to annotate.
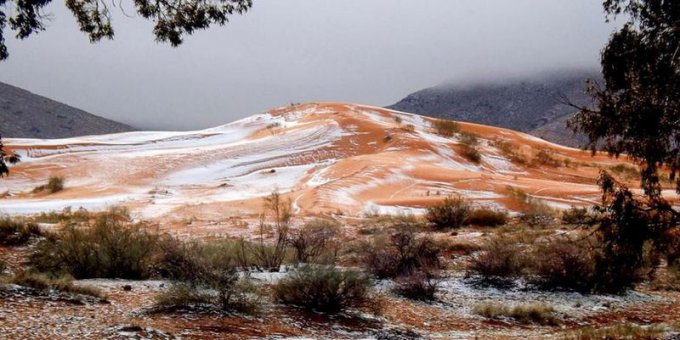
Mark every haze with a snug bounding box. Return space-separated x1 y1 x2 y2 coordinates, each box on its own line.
0 0 613 130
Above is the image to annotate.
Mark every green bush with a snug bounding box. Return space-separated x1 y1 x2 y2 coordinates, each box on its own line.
465 208 508 227
426 196 471 229
274 265 372 314
0 217 41 246
30 208 158 279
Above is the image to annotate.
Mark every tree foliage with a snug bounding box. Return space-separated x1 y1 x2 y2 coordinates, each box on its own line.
0 135 20 176
0 0 253 60
568 0 680 291
568 0 680 197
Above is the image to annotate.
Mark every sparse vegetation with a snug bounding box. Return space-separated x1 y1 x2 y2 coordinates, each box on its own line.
609 163 639 181
364 230 440 279
474 302 559 325
529 238 599 292
566 323 666 340
457 132 482 163
244 192 292 272
561 206 598 225
9 271 104 299
33 175 65 194
383 134 393 143
464 208 508 227
392 271 440 301
0 216 41 246
274 265 372 314
288 219 341 264
530 148 561 167
432 119 460 137
153 237 261 313
505 186 555 227
468 237 527 284
29 207 159 279
402 124 415 133
426 196 470 229
491 138 528 165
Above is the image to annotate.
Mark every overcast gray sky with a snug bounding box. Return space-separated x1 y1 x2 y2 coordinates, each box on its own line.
0 0 614 130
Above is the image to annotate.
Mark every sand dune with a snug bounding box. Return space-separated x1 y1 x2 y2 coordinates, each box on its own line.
0 102 644 221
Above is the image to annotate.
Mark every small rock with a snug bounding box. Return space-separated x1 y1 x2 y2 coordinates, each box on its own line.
122 284 132 291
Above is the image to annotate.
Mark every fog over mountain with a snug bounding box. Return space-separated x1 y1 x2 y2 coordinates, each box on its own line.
0 1 615 130
389 70 601 147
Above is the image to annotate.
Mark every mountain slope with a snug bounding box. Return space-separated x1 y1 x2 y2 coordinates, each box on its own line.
388 71 600 147
0 81 133 138
0 102 647 227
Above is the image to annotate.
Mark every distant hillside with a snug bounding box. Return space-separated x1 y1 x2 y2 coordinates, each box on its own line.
0 81 133 138
388 71 601 147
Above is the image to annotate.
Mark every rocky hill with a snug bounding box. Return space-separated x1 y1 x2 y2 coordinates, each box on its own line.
388 71 601 147
0 81 133 138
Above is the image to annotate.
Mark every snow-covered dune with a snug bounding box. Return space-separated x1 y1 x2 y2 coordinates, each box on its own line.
0 102 636 220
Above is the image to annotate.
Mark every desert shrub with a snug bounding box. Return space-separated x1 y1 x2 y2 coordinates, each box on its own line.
609 163 639 180
33 175 64 194
393 115 403 124
0 217 41 246
459 144 481 163
153 237 260 313
29 208 158 279
426 196 470 229
364 231 441 279
491 139 528 165
567 323 665 340
10 271 103 298
289 219 341 264
432 119 460 137
437 239 482 256
239 192 292 272
464 208 508 227
468 238 527 284
31 208 93 224
383 134 393 143
274 265 372 314
506 186 555 227
402 124 416 133
474 302 559 325
530 148 561 167
561 206 599 225
458 132 482 163
392 271 440 301
154 283 213 310
529 238 598 292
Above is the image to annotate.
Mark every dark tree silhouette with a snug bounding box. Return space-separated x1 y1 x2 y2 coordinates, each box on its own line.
0 135 20 176
568 0 680 198
567 0 680 292
0 0 252 60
